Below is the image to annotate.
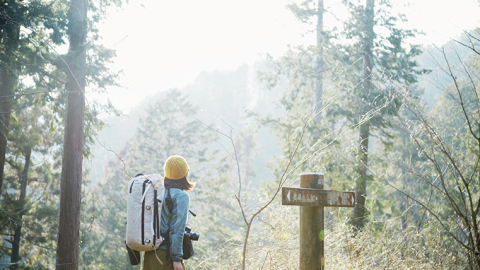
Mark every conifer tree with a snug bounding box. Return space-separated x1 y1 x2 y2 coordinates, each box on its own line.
353 0 375 230
331 0 426 228
55 0 87 267
79 89 228 268
5 104 61 269
54 0 125 266
0 0 70 193
287 0 325 123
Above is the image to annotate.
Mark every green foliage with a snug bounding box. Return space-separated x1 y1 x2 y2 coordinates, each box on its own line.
0 0 69 70
78 89 246 269
332 0 427 127
0 102 63 268
286 0 320 24
0 0 124 266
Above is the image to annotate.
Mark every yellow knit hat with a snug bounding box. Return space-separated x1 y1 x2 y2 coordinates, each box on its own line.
164 155 189 180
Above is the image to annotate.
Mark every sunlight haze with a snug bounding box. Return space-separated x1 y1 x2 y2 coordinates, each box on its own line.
99 0 480 113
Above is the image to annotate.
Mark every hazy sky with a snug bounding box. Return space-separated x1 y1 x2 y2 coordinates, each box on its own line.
96 0 480 114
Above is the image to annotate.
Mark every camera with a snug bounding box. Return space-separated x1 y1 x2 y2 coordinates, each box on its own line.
184 226 200 241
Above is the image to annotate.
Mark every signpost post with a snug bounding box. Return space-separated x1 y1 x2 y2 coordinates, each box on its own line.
282 172 355 270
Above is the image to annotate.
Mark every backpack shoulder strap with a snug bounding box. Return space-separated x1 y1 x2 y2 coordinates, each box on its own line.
164 187 173 261
164 188 196 218
165 187 174 215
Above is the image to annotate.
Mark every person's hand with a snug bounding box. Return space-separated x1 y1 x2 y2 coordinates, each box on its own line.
173 261 183 270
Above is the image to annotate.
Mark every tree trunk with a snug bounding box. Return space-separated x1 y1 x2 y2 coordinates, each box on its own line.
0 8 20 193
10 148 31 270
313 0 324 123
353 123 370 228
352 0 374 229
55 0 87 268
0 70 16 193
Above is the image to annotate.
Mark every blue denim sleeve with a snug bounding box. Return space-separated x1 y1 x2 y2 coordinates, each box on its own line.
169 189 190 261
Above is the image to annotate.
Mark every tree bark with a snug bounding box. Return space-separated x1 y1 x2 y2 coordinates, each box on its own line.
313 0 324 123
0 70 16 193
0 6 20 193
353 123 370 228
352 0 374 229
10 148 31 270
55 0 87 268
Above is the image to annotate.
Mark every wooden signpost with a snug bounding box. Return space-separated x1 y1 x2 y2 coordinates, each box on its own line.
282 172 355 270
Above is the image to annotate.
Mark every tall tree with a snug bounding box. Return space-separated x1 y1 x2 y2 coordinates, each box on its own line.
55 0 87 268
0 0 120 267
328 0 426 228
287 0 325 123
0 0 69 193
9 148 30 270
78 89 238 269
352 0 375 229
314 0 324 123
5 104 60 269
0 1 21 193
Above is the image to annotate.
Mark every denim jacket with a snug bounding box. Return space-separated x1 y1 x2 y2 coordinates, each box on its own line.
159 188 190 262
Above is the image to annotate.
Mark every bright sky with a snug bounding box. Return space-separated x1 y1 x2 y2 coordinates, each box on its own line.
97 0 480 113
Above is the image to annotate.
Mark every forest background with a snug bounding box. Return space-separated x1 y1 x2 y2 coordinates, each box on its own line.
1 0 480 269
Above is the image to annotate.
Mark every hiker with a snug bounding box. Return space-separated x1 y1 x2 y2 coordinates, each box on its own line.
143 155 195 270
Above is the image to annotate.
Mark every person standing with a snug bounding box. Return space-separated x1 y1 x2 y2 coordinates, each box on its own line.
144 155 195 270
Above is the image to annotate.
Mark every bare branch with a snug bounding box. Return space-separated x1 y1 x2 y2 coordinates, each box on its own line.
442 48 479 141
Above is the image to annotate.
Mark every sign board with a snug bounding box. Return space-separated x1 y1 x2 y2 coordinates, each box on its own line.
283 173 355 270
282 187 355 207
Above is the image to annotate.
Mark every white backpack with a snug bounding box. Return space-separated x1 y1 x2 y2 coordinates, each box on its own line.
126 173 166 252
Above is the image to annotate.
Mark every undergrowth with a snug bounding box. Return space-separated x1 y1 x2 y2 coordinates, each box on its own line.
190 206 462 270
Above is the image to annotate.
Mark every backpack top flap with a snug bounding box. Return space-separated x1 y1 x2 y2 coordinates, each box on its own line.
143 174 164 191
